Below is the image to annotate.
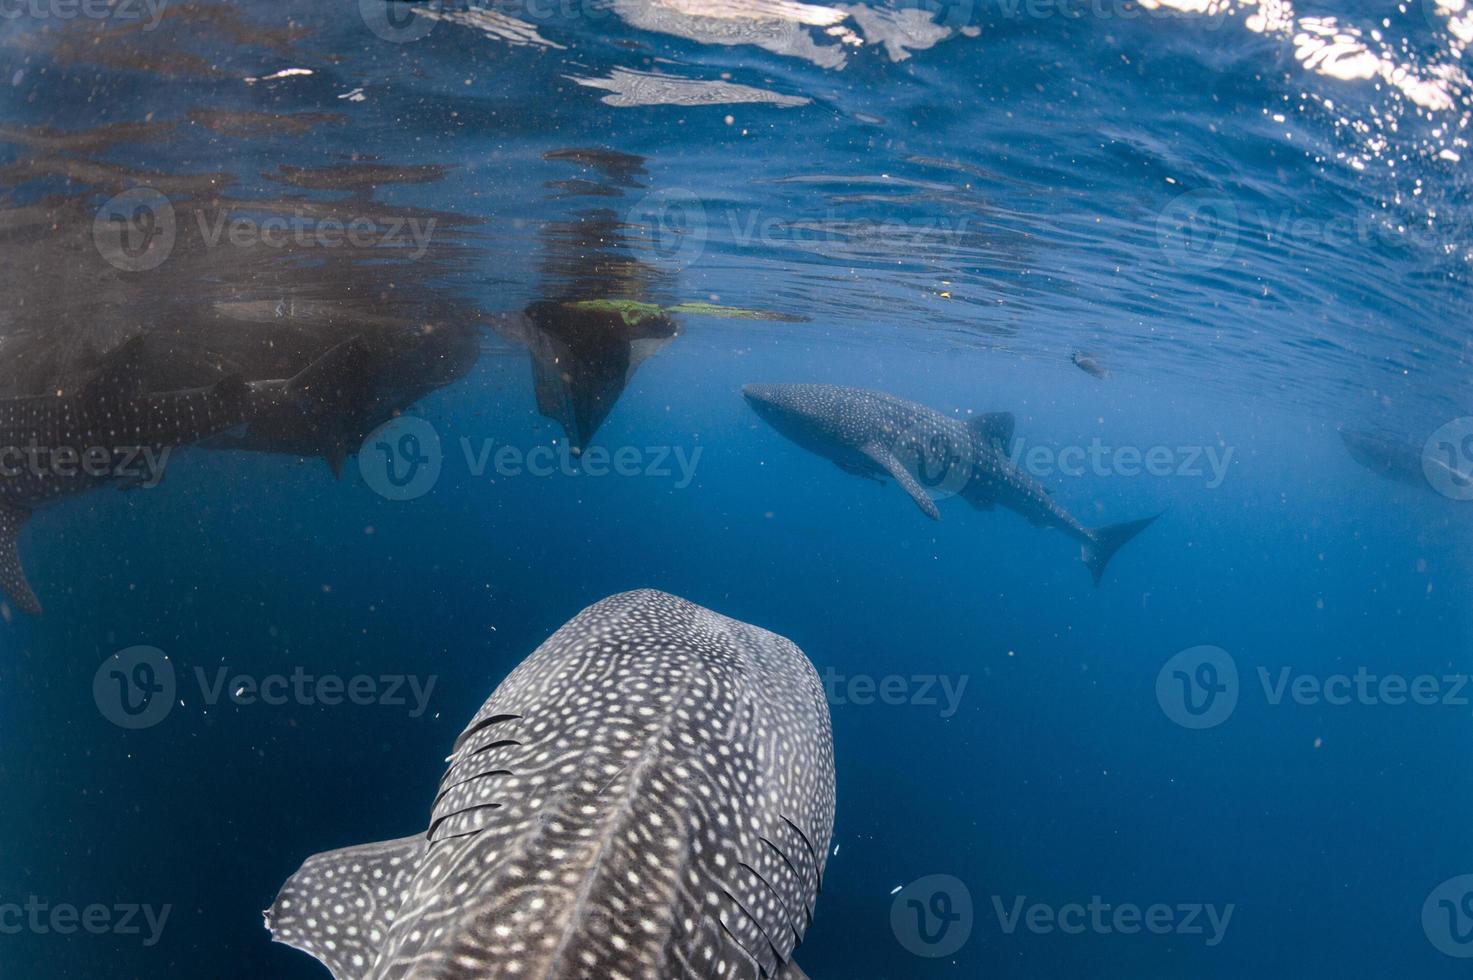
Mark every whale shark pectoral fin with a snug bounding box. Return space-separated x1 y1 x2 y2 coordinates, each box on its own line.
0 504 40 616
967 411 1014 452
778 961 812 980
266 834 426 980
861 442 941 520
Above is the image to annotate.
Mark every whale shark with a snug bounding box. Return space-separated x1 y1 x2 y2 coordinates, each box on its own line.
0 338 366 615
1339 429 1434 487
743 383 1159 584
266 589 835 980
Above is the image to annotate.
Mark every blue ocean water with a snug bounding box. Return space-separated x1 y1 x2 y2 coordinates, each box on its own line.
1 0 1471 977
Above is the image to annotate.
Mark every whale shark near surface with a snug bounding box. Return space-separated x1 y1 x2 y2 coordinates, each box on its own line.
743 383 1160 584
0 338 367 615
267 589 835 980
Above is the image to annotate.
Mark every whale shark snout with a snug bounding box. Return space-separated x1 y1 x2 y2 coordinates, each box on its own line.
740 382 781 408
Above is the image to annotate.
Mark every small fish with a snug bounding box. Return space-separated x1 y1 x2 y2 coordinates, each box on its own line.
1072 351 1111 379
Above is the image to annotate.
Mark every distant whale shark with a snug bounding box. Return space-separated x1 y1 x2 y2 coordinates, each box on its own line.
1339 428 1437 488
0 338 366 615
743 383 1159 584
267 589 835 980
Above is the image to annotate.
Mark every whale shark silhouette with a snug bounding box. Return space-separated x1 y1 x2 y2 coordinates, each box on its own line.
743 383 1160 584
0 338 367 615
267 589 834 980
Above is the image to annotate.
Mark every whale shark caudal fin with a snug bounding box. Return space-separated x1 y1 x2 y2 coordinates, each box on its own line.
265 834 427 980
0 504 39 616
862 441 941 520
1082 511 1163 586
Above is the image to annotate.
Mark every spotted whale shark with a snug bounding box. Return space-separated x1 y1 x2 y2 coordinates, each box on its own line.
743 383 1160 584
266 589 835 980
0 338 366 615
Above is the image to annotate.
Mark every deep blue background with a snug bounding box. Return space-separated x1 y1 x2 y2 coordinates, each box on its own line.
2 0 1472 976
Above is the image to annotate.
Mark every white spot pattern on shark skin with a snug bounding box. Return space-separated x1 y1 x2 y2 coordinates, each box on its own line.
266 590 836 980
741 383 1161 585
0 338 368 615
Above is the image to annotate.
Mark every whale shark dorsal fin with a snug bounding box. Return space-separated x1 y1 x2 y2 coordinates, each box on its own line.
968 411 1014 451
0 504 40 616
82 335 150 407
861 442 941 520
265 834 426 980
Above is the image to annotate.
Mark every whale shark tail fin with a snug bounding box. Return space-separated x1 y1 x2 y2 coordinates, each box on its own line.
1083 511 1162 585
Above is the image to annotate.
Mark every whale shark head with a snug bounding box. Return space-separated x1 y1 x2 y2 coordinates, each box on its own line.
267 589 835 980
742 383 846 444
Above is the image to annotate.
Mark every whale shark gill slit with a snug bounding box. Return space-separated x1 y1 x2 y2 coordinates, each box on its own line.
268 590 834 980
451 713 523 752
431 770 513 809
466 738 522 759
427 803 503 841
